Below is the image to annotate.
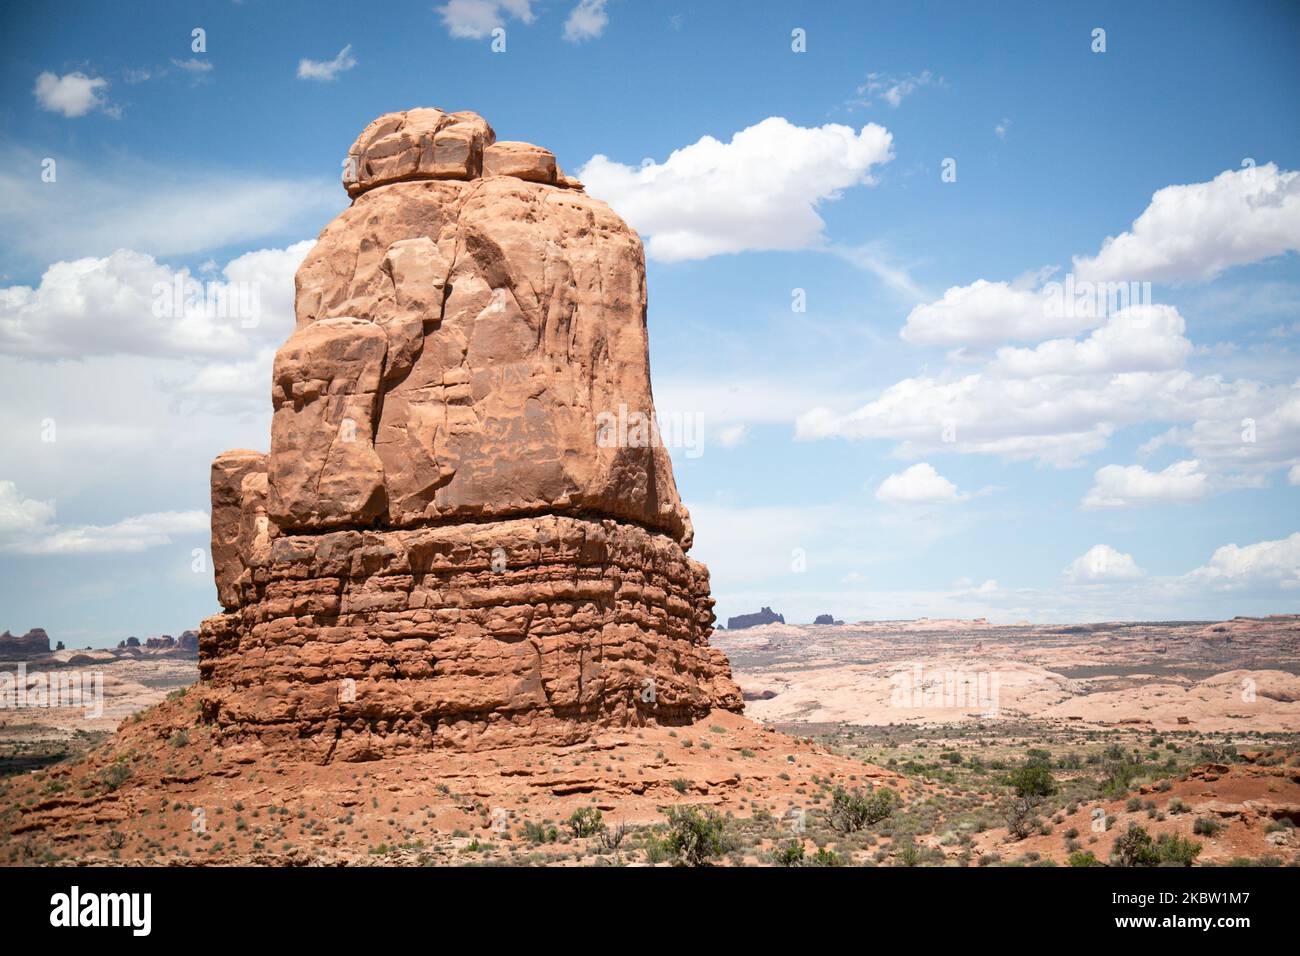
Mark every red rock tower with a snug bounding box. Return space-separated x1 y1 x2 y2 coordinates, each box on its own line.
199 108 741 762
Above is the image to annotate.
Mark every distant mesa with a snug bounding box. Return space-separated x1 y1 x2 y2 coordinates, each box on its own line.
813 613 843 626
726 607 785 630
0 628 51 658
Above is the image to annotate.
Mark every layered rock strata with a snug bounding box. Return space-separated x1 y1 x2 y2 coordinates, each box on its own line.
199 108 740 761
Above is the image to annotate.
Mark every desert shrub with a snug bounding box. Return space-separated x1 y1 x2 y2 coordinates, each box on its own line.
523 820 559 844
1198 743 1237 763
893 838 921 867
775 840 805 866
664 806 730 867
811 846 843 867
669 777 690 794
1193 817 1223 837
1112 823 1160 867
1005 796 1039 840
1167 797 1190 815
567 807 605 838
1068 850 1101 867
599 821 629 850
1007 763 1056 798
100 760 132 793
1156 833 1202 867
829 785 896 832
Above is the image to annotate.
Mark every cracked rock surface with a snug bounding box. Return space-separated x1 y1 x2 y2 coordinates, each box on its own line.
202 108 740 761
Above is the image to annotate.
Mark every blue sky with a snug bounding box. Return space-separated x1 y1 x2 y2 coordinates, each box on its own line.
1 0 1298 646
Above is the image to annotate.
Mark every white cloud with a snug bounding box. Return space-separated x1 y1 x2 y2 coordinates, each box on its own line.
297 44 357 81
901 278 1085 348
799 306 1300 473
0 481 55 536
0 146 339 269
1289 463 1300 486
0 241 310 359
1074 164 1300 284
579 117 893 262
989 305 1190 378
853 70 941 109
1082 459 1210 509
1183 532 1300 591
876 463 968 504
995 118 1011 140
0 481 206 555
437 0 534 39
1063 544 1145 583
33 71 109 117
563 0 608 41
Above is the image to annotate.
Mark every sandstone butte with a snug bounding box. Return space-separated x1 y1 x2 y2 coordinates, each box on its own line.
200 107 745 762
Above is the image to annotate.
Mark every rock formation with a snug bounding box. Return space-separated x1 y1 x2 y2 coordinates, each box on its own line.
0 628 51 658
726 607 785 630
199 107 740 762
813 614 842 626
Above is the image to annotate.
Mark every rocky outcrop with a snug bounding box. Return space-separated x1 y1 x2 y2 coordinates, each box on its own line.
200 107 740 762
813 614 841 626
0 628 51 658
726 607 785 630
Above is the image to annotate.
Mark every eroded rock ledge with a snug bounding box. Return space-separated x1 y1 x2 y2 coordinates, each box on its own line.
200 513 739 762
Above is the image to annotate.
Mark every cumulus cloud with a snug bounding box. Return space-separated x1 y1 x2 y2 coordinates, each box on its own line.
0 241 310 359
33 71 109 117
989 305 1190 378
900 278 1093 347
437 0 534 38
1074 164 1300 284
875 463 969 504
0 481 206 555
1183 532 1300 591
1082 459 1210 509
297 44 357 81
798 305 1300 475
579 117 893 262
1063 544 1145 583
563 0 608 41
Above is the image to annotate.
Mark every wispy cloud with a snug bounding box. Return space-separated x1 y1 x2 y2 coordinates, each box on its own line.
297 44 357 81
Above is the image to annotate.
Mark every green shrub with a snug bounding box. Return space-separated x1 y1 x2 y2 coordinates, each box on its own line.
1007 763 1056 798
1112 823 1160 867
811 846 843 867
828 785 897 832
1156 833 1202 867
664 805 729 867
568 807 605 838
523 820 559 844
775 840 805 866
1193 817 1222 837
